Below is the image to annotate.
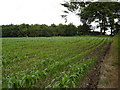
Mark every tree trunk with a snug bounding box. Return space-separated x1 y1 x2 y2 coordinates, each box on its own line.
100 28 103 35
99 21 103 35
104 29 105 35
110 27 113 36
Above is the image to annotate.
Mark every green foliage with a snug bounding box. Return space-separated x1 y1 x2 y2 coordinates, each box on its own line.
2 37 111 88
112 31 120 66
2 23 103 37
61 1 120 35
77 23 91 35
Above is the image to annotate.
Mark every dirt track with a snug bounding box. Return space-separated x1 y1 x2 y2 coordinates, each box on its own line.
78 43 113 89
98 43 118 88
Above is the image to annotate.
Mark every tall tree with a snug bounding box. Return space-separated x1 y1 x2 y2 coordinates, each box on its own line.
77 23 91 35
61 1 120 35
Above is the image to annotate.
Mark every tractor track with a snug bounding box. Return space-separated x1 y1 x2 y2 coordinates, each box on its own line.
78 43 111 89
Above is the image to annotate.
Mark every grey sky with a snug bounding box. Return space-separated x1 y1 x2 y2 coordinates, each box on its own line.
1 0 119 34
0 0 81 26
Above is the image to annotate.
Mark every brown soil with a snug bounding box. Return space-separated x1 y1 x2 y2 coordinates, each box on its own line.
78 43 119 89
97 43 118 88
78 43 111 89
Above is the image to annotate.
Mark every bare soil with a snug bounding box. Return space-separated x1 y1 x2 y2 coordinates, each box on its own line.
78 43 119 89
78 43 110 89
97 43 118 89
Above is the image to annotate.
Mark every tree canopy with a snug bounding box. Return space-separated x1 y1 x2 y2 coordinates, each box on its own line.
2 23 102 37
61 1 120 35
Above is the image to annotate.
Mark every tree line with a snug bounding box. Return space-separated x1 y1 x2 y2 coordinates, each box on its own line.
2 1 120 37
2 23 104 37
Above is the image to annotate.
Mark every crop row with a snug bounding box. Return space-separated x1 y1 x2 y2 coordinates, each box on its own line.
2 37 111 88
3 37 102 75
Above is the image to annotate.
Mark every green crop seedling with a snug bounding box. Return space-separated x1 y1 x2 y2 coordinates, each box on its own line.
2 37 111 88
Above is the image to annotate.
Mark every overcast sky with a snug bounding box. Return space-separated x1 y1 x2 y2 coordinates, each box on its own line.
0 0 81 26
1 0 119 34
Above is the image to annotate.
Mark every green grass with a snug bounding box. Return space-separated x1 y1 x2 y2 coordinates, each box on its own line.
2 36 111 88
0 37 2 90
100 78 109 85
112 32 120 66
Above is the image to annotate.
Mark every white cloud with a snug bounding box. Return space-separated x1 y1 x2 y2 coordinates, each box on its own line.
0 0 81 26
